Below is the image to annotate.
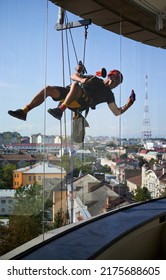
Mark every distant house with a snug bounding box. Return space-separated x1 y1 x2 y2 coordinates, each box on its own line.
126 164 166 198
126 174 142 194
5 142 72 156
0 189 16 216
0 152 36 168
13 162 66 189
44 178 68 225
137 149 164 161
30 133 62 144
67 174 128 222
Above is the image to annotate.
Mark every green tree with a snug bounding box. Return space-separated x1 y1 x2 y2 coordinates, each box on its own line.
2 131 21 144
2 131 12 145
134 186 151 202
0 183 52 256
0 164 16 189
78 164 94 175
98 164 111 173
61 154 82 173
159 187 166 197
54 209 64 228
106 142 117 149
148 158 156 168
0 222 10 256
61 154 71 173
120 153 127 159
137 156 148 168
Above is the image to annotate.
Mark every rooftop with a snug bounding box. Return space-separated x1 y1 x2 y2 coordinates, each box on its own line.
0 189 16 197
15 163 66 175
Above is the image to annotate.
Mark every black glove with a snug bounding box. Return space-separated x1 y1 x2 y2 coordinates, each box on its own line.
78 61 87 74
129 89 136 103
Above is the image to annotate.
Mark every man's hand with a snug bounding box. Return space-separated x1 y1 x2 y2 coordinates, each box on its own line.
119 90 136 115
75 61 87 74
128 89 136 105
130 89 136 102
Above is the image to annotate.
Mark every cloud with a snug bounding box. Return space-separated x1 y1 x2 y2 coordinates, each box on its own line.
0 81 19 88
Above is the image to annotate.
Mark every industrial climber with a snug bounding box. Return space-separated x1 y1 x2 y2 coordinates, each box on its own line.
8 62 136 121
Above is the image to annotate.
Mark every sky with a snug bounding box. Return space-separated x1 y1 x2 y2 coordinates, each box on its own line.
0 0 166 139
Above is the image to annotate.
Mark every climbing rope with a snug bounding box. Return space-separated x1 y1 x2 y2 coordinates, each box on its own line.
82 25 89 66
57 10 90 223
42 0 49 238
117 0 123 208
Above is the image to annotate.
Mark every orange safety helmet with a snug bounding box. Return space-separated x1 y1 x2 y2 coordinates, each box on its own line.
107 70 123 83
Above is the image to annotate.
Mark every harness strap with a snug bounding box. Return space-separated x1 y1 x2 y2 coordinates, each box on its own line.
77 91 90 110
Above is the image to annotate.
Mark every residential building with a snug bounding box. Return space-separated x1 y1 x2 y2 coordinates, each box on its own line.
67 174 128 222
13 162 66 189
5 143 62 155
126 163 166 198
0 189 16 216
44 178 68 224
0 152 37 168
138 149 166 161
30 133 62 144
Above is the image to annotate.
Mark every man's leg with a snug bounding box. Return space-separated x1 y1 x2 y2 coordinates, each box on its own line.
48 82 83 120
61 82 82 106
8 86 62 121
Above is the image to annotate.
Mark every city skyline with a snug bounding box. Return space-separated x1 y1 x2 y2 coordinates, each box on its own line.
0 0 166 139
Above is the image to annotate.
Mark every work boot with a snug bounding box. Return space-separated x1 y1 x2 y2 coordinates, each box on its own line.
8 109 27 121
47 108 63 120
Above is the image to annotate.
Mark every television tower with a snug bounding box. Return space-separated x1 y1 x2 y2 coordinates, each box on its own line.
142 75 152 140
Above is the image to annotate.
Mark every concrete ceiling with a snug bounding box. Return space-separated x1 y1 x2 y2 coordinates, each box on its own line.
49 0 166 49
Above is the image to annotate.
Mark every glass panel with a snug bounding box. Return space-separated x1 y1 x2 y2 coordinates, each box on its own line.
0 0 166 258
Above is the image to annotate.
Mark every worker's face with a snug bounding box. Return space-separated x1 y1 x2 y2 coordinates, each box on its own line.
109 75 121 89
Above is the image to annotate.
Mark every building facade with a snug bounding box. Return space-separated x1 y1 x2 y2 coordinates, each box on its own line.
0 190 16 216
13 163 66 189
